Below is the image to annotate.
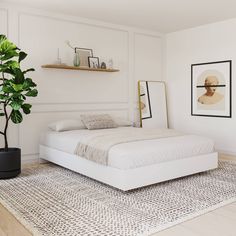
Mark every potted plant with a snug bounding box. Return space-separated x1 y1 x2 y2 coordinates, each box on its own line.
0 35 38 179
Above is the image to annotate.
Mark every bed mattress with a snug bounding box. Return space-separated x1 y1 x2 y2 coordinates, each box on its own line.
40 127 214 170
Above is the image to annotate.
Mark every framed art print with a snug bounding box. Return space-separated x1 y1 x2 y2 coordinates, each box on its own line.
88 56 100 69
75 47 93 67
191 60 232 118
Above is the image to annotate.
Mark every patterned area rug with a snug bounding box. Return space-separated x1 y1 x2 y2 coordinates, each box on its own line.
0 161 236 236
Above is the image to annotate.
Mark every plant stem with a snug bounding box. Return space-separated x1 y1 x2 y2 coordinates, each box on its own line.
3 103 9 151
0 61 8 150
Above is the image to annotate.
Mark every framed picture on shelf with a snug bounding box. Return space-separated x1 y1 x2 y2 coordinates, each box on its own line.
191 60 232 118
75 48 93 67
88 56 100 69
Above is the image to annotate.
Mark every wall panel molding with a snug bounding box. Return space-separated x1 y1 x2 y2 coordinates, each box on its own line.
18 12 130 105
0 8 9 36
1 5 164 161
31 103 129 113
18 11 130 35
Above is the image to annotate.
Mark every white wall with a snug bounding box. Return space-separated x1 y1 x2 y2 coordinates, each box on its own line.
133 33 163 119
0 9 8 35
0 4 163 162
165 19 236 156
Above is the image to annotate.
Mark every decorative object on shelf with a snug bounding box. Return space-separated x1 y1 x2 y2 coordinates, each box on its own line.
100 62 107 69
65 40 74 49
76 48 93 67
54 48 66 65
191 60 231 118
65 41 94 67
73 49 80 67
65 40 115 70
65 40 79 66
54 48 62 64
41 64 119 72
0 35 38 179
108 58 114 69
88 56 100 69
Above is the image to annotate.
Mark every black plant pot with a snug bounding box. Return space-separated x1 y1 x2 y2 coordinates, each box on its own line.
0 148 21 179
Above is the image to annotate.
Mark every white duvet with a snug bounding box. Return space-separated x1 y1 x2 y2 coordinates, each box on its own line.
40 127 214 170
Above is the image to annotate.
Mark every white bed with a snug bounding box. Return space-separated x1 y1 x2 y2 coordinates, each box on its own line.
39 127 218 191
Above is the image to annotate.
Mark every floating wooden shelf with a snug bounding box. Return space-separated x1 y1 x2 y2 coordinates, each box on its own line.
41 64 119 72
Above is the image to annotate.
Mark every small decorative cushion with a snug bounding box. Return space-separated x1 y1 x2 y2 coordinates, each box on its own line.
112 116 133 127
80 114 118 130
48 119 86 132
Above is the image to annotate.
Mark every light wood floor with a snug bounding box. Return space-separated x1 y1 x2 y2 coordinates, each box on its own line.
0 154 235 236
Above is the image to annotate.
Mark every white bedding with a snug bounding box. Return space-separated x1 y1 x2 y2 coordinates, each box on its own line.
75 127 181 165
40 127 214 170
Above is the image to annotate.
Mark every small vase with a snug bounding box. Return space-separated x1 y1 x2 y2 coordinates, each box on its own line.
73 51 80 67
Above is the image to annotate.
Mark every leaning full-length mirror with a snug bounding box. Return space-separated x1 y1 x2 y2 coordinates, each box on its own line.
138 81 168 128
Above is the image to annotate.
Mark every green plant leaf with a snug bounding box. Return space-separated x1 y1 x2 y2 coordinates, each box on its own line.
0 51 18 61
23 68 35 74
10 100 23 110
9 91 20 98
19 51 27 63
2 85 14 93
21 94 26 100
23 78 37 89
10 110 23 124
4 60 19 68
0 40 16 53
0 94 6 100
0 43 18 61
0 35 19 62
21 103 32 114
0 62 19 75
2 67 14 75
11 83 23 92
0 35 7 44
13 68 24 84
25 89 38 97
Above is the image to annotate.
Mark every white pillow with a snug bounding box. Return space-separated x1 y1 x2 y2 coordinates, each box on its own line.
48 119 86 132
112 116 133 127
80 114 118 130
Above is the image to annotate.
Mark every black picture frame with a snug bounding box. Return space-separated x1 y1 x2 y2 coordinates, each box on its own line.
138 81 152 120
88 56 100 69
75 47 93 67
191 60 232 118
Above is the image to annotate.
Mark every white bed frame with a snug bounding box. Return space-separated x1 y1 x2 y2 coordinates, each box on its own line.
39 145 218 191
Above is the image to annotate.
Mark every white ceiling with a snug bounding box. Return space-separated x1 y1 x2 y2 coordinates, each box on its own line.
3 0 236 33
